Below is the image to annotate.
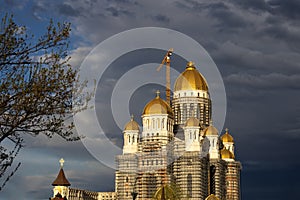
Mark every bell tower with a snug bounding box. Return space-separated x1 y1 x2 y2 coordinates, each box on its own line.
52 158 70 199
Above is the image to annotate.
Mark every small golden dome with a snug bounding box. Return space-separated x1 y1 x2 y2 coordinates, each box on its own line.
153 184 178 200
174 61 208 91
185 117 201 127
124 116 139 131
204 121 218 136
221 128 234 143
221 148 235 159
205 194 220 200
143 91 173 116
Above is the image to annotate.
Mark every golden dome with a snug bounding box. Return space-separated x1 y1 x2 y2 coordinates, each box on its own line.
174 61 208 91
185 117 201 127
124 116 139 131
153 184 179 200
221 148 235 159
205 194 220 200
221 128 234 143
143 91 173 116
204 122 218 136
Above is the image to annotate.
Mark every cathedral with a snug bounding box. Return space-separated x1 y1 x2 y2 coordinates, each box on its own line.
50 61 241 200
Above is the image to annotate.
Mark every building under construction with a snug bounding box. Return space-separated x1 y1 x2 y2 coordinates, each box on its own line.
49 59 241 200
115 61 241 200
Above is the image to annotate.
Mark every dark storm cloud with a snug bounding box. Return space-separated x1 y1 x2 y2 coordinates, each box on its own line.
105 6 134 17
231 0 300 20
150 14 170 23
228 0 269 12
206 3 247 30
225 73 300 90
57 3 80 17
3 0 300 199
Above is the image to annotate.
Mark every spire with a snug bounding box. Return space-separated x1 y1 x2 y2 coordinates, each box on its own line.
130 114 134 121
52 158 71 186
156 90 160 99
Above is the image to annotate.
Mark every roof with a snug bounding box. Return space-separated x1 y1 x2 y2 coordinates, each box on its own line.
220 148 235 160
221 129 234 143
153 184 179 200
205 194 220 200
124 117 139 131
185 117 201 127
52 168 71 186
174 61 208 91
143 91 173 116
204 124 218 136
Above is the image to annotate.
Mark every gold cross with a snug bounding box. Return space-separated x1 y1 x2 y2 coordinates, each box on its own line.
59 158 65 167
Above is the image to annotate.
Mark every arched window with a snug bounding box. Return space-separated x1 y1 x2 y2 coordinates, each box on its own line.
128 135 130 143
162 118 165 129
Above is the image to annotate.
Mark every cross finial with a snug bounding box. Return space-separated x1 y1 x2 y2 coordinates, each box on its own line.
59 158 65 167
130 114 134 121
225 128 229 133
209 120 213 126
156 90 160 98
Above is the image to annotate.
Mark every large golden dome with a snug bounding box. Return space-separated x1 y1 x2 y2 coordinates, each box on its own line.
124 116 139 131
143 91 173 116
174 61 208 91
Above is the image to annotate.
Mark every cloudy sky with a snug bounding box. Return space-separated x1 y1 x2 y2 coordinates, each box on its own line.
1 0 300 199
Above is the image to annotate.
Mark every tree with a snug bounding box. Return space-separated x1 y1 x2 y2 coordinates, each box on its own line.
0 14 88 190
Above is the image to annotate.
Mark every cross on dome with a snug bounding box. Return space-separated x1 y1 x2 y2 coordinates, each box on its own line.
59 158 65 167
156 90 160 98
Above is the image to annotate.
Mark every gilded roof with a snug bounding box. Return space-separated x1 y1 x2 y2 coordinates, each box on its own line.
124 116 139 131
153 184 179 200
143 91 173 116
221 129 234 143
52 168 71 186
174 61 208 91
204 124 218 136
220 148 235 159
205 194 220 200
185 117 201 127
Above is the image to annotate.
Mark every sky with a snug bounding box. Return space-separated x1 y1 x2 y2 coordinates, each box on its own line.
1 0 300 199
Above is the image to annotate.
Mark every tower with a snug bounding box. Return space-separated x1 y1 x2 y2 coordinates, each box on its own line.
172 61 211 127
52 158 70 199
137 91 174 200
115 117 139 200
220 129 241 200
123 115 139 154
